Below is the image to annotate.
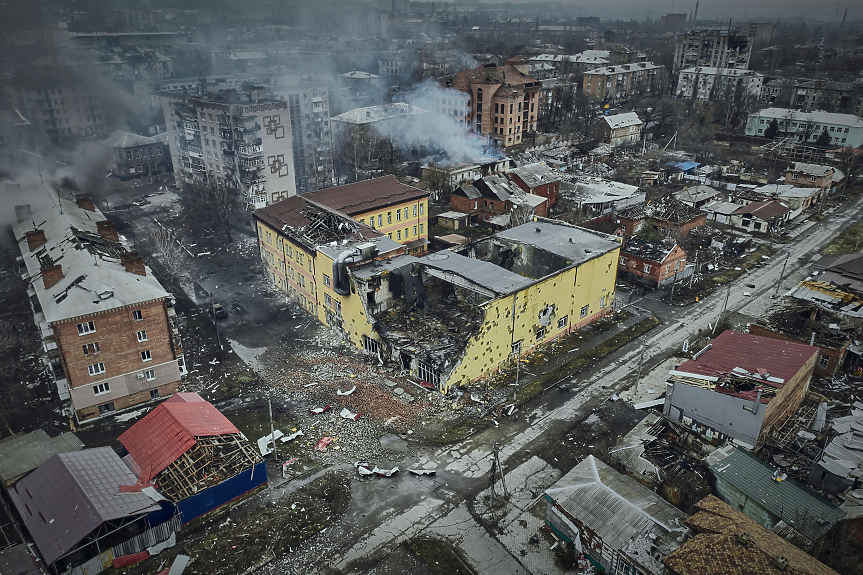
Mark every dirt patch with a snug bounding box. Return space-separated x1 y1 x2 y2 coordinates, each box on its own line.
822 221 863 255
403 537 475 575
121 472 350 575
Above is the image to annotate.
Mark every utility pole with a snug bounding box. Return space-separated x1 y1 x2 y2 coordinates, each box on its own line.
689 252 699 289
713 282 732 334
669 271 679 306
268 389 278 463
493 442 508 497
774 255 789 296
634 344 646 395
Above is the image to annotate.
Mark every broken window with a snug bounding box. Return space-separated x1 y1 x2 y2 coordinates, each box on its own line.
512 340 522 355
417 360 440 389
580 305 589 318
82 342 100 355
363 335 382 357
536 327 546 340
558 316 568 329
820 354 830 368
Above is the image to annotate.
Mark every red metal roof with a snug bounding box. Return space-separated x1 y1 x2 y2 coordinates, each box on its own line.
119 399 239 479
678 331 817 386
165 392 207 403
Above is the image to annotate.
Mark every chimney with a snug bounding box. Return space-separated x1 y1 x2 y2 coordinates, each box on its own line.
15 204 32 224
26 229 47 251
96 221 119 242
75 195 95 211
41 264 64 289
121 252 146 276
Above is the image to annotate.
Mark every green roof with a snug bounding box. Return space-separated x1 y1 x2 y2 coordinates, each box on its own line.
710 448 844 540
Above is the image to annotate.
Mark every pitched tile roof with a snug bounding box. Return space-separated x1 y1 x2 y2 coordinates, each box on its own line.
662 495 840 575
8 448 159 565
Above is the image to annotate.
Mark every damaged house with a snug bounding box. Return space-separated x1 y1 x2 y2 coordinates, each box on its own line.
618 239 689 288
450 173 549 227
13 182 185 422
255 199 620 392
544 455 691 575
8 447 168 574
616 195 706 240
749 297 860 377
119 392 265 523
664 331 818 450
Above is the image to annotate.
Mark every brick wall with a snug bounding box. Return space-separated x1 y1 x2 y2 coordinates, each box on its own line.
75 380 179 421
758 350 816 449
747 325 846 377
56 299 177 405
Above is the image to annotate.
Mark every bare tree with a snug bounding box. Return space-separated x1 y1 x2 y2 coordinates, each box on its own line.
148 225 191 284
180 178 243 244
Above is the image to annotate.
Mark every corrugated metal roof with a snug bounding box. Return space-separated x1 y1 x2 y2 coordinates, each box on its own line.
546 455 689 554
0 430 83 483
303 175 428 216
8 448 158 565
709 448 844 540
119 395 240 478
677 330 816 384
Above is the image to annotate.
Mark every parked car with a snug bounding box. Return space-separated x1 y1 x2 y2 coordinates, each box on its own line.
212 303 228 318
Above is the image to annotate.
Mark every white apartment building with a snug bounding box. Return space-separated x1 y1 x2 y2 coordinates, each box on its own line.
676 67 763 101
745 107 863 148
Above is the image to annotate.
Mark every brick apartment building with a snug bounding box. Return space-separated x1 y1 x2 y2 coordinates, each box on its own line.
443 56 540 148
101 130 171 179
14 183 184 422
583 62 663 104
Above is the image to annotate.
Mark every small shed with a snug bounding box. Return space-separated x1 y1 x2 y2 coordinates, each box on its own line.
437 211 470 230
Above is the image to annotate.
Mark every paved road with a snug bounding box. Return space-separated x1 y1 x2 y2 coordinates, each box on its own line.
273 196 863 575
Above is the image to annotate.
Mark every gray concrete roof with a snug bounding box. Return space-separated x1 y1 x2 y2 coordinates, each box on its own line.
496 220 620 265
421 250 533 296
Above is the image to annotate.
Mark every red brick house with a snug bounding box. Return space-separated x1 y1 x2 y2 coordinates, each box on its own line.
618 239 688 287
616 195 706 239
101 130 170 179
450 174 548 225
783 162 836 197
14 183 184 422
506 163 561 207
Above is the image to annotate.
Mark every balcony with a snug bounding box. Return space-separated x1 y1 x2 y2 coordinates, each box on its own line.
235 122 261 134
185 145 203 158
240 173 266 185
237 144 263 158
238 157 264 170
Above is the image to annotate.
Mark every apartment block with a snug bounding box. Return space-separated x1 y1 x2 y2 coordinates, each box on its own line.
676 67 763 101
745 108 863 148
442 56 540 148
673 29 753 72
161 85 296 210
583 62 663 104
14 183 184 422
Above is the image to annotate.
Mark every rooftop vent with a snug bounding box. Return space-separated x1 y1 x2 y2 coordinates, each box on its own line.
535 227 541 233
736 531 752 546
774 556 789 571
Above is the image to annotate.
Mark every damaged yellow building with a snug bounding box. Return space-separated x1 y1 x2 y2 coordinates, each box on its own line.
255 198 621 392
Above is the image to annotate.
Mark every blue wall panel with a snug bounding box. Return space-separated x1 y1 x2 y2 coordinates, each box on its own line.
177 462 268 523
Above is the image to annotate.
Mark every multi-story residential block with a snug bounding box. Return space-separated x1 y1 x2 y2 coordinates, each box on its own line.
274 78 334 193
793 80 863 116
100 130 171 179
161 85 296 209
673 29 753 72
14 184 185 422
3 70 108 147
255 203 620 393
442 57 540 148
745 108 863 148
675 67 763 101
583 62 664 103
